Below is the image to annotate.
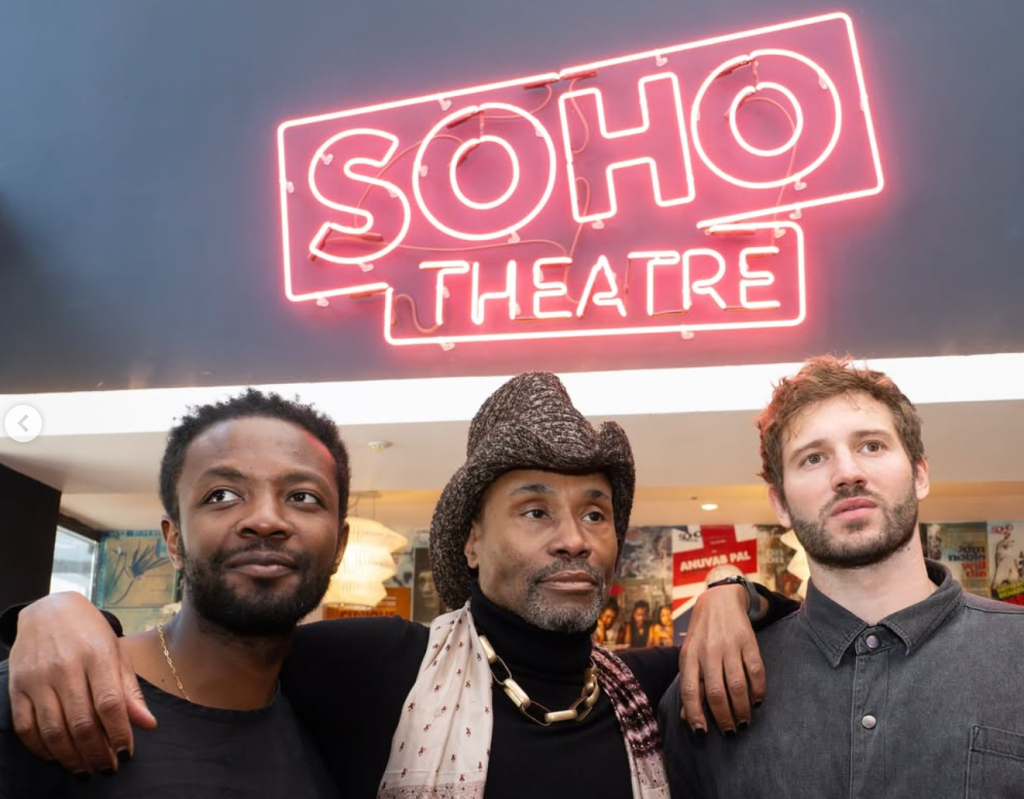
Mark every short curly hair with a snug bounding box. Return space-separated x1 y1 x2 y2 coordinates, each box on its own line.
158 388 350 525
756 356 924 498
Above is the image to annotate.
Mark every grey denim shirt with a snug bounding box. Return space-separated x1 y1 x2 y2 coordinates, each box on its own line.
659 561 1024 799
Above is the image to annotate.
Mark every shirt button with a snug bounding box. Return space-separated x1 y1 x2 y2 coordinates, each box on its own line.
862 715 877 730
865 634 880 650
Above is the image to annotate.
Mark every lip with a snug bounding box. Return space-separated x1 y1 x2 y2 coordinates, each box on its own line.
831 498 877 519
539 571 598 591
225 552 298 578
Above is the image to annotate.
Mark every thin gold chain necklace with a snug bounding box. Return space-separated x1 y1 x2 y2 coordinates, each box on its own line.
156 622 192 703
478 634 599 727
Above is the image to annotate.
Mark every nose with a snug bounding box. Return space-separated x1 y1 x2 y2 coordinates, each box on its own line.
241 491 291 539
831 446 867 493
548 516 592 560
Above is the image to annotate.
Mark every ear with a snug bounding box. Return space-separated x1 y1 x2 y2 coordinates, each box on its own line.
464 520 481 570
913 457 930 502
332 521 350 574
768 486 792 529
162 517 184 569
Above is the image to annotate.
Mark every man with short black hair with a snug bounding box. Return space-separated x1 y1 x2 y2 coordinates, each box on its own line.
1 389 349 796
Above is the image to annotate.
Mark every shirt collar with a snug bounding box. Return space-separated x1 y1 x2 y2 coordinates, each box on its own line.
800 560 963 668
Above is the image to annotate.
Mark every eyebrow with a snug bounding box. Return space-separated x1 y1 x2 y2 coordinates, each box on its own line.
197 466 333 493
788 428 897 464
509 483 612 501
198 466 247 482
854 428 896 441
278 470 334 491
509 483 554 497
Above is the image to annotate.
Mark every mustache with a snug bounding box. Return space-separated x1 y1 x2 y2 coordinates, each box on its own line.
825 485 883 511
529 559 605 585
207 541 312 570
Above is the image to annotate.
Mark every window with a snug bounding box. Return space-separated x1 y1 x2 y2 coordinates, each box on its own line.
50 528 98 600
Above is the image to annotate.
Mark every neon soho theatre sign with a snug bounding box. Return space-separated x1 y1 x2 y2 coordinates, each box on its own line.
276 12 882 347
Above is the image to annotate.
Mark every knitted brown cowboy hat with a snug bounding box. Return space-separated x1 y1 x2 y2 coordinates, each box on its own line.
429 372 635 609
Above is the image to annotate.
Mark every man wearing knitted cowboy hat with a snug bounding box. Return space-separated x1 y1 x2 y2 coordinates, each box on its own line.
3 372 793 798
373 371 794 798
379 370 666 797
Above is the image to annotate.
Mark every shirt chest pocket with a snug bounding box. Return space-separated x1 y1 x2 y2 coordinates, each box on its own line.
966 725 1024 798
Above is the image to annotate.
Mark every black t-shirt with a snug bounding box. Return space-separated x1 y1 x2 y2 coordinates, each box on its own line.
0 662 338 799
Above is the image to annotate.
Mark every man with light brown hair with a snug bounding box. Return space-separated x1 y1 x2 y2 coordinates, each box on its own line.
659 355 1024 798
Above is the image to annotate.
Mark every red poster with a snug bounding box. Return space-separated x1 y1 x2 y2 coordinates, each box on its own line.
672 525 758 617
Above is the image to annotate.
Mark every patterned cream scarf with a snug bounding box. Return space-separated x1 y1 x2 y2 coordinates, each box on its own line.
378 604 669 799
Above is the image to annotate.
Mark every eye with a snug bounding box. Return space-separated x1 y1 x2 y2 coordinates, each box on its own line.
582 510 607 523
861 441 885 454
289 490 323 506
800 452 825 467
205 488 241 504
522 507 548 520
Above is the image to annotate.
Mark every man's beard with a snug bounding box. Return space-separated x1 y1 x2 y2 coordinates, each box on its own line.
786 481 920 570
180 540 334 638
522 560 608 633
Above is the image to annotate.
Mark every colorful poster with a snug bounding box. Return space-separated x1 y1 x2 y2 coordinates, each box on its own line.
616 577 673 649
919 522 989 598
671 525 758 644
618 526 673 582
96 530 176 609
753 524 807 601
412 546 445 623
388 550 415 588
597 527 675 648
594 592 625 648
988 521 1024 606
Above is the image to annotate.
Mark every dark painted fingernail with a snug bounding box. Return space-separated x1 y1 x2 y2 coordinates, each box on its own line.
73 772 91 782
738 720 750 730
722 728 737 739
101 768 117 777
117 748 132 764
693 725 707 738
753 700 764 708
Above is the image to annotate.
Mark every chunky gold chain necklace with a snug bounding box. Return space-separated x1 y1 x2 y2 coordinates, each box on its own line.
479 634 599 726
156 622 192 703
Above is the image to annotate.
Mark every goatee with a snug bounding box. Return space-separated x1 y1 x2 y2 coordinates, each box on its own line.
523 560 608 633
180 540 333 638
786 482 919 569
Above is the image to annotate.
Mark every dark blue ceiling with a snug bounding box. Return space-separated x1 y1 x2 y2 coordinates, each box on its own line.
1 0 1021 392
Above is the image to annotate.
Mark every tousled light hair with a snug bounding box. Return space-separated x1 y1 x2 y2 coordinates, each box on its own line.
756 355 925 497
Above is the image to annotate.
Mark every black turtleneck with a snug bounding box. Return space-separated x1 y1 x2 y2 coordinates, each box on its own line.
469 585 679 798
283 587 682 799
471 583 609 702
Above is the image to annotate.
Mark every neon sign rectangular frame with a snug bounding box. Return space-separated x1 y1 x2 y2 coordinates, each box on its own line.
277 12 882 347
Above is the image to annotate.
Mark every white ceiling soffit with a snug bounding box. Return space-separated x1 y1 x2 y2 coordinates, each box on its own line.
3 353 1024 531
2 352 1024 437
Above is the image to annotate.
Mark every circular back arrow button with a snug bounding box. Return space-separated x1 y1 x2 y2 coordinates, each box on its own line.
4 405 43 443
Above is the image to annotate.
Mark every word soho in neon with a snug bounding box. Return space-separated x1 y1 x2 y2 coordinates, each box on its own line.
277 12 883 346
